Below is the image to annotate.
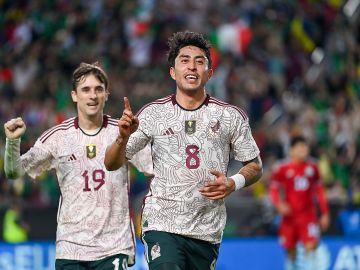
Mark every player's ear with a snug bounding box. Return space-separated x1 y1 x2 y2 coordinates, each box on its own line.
170 67 176 80
105 90 109 101
71 90 78 102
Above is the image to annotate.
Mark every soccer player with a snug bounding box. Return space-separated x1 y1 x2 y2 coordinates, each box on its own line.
104 31 263 270
269 136 330 270
3 62 153 270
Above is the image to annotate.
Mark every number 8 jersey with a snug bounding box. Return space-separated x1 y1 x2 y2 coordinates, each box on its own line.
20 115 153 264
125 94 260 244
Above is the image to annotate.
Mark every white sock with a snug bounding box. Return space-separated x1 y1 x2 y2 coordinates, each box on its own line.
303 252 316 270
285 258 296 270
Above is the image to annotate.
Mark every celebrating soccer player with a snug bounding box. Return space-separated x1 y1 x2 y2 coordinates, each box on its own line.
4 62 153 270
105 31 263 270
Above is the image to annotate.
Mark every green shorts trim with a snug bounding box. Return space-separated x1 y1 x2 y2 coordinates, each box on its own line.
55 253 129 270
142 230 220 270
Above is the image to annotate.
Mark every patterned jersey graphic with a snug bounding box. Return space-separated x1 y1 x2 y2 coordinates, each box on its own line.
20 116 153 262
126 95 259 244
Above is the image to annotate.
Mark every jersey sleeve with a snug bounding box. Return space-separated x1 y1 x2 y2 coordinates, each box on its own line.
314 164 329 215
20 138 55 179
126 109 152 160
230 111 260 162
269 164 282 206
128 143 153 176
4 138 24 179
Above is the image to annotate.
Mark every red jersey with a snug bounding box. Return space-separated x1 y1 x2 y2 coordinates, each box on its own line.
269 158 328 218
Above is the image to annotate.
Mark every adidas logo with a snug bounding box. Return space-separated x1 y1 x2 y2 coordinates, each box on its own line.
163 128 174 135
68 154 77 161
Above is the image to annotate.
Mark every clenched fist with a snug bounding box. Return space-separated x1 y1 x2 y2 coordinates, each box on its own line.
4 117 26 139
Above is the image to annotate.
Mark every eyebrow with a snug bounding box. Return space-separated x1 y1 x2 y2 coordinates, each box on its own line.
80 85 104 90
178 54 206 60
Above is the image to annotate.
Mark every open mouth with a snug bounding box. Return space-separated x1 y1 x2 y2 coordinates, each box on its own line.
185 74 198 82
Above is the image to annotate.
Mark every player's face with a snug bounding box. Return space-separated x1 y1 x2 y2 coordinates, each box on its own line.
291 142 309 162
170 45 213 94
71 74 109 119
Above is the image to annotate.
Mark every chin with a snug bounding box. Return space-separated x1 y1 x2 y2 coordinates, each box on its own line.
183 87 201 92
86 111 100 117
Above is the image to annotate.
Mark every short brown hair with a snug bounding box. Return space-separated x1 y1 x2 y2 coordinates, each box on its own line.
72 62 109 90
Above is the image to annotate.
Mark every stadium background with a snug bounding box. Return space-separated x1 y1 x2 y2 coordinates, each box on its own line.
0 0 359 269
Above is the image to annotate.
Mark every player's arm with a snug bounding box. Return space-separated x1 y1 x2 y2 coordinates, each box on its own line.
227 112 263 191
4 117 26 179
269 166 291 216
224 155 263 192
105 134 129 171
237 155 263 188
316 178 330 231
105 97 139 171
269 182 291 215
199 156 263 200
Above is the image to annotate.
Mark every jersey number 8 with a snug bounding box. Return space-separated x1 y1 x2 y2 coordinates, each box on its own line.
186 145 200 169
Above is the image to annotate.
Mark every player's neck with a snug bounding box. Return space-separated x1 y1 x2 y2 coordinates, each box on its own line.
175 89 207 110
292 158 306 164
78 114 103 130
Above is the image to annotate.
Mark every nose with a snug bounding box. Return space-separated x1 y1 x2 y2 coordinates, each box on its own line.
90 89 98 99
188 60 197 70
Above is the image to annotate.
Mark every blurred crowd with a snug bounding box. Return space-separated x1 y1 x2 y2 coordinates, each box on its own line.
1 0 360 238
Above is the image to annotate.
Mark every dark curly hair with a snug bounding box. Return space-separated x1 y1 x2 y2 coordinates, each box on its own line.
167 31 212 69
72 62 109 91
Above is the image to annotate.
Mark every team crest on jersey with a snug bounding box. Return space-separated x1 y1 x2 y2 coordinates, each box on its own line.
185 120 196 135
151 243 161 261
86 144 96 159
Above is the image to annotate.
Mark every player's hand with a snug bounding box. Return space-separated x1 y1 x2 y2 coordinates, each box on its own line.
4 117 26 139
277 201 292 216
319 213 330 232
199 170 234 200
118 97 139 139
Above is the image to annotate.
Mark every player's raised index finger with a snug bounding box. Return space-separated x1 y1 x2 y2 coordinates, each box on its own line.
124 97 132 112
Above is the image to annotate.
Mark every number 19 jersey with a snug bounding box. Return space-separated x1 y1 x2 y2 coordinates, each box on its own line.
20 115 153 263
126 94 260 244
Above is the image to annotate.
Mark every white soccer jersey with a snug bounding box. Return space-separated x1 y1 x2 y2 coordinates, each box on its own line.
20 115 153 262
126 94 260 244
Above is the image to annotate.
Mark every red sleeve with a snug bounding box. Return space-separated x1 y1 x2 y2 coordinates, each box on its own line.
314 165 329 215
316 183 329 215
269 166 281 207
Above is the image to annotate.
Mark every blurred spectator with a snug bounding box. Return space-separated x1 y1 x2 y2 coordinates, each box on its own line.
2 199 30 243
